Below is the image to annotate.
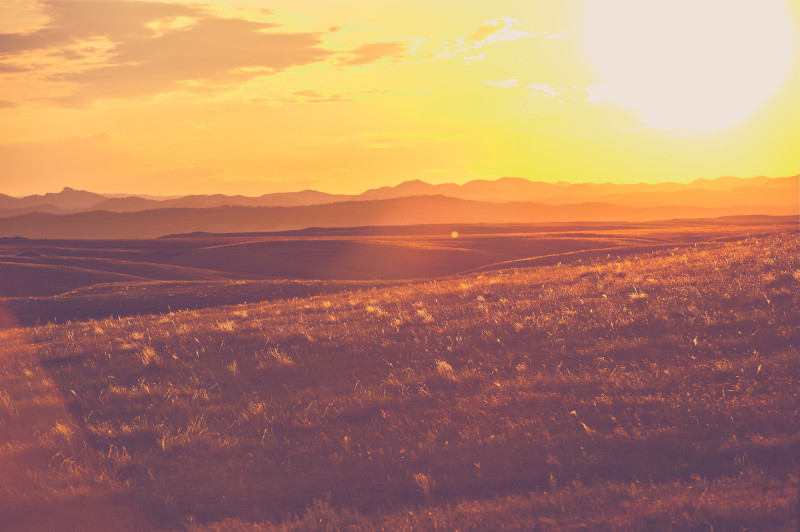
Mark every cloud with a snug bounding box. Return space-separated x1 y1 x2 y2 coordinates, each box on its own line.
483 79 520 88
0 27 69 57
527 83 558 97
462 53 487 63
266 90 354 105
437 17 536 58
0 2 193 55
0 1 335 106
55 17 331 105
0 62 32 73
338 41 408 66
468 20 507 42
0 100 17 108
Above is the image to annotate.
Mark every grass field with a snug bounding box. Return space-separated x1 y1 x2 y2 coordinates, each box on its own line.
1 217 794 325
0 227 798 530
3 218 793 298
0 279 399 330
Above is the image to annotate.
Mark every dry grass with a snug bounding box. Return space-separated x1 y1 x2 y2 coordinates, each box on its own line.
0 231 798 530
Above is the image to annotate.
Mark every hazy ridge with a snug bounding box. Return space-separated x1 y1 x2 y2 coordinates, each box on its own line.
1 175 796 216
0 175 798 239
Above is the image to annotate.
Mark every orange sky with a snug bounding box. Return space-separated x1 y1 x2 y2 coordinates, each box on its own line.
0 0 798 196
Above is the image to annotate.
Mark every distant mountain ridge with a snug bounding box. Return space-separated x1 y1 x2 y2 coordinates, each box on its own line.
0 194 796 239
0 175 796 238
0 187 108 214
1 175 796 217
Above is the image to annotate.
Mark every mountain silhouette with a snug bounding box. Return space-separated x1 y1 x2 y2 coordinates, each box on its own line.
0 175 796 232
0 187 107 214
0 194 796 239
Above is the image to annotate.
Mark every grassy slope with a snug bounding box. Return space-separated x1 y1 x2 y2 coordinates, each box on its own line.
1 232 798 530
0 279 399 329
1 219 793 300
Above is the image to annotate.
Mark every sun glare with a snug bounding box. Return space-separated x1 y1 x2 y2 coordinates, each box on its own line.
585 0 794 132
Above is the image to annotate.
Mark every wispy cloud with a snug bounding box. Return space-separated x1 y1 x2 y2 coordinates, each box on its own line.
436 17 536 58
0 2 197 55
1 1 409 107
527 83 558 97
268 90 354 105
483 79 520 88
0 63 31 73
462 53 487 63
338 41 408 66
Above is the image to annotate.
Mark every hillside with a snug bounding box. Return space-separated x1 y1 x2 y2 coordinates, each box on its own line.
1 231 797 530
2 218 793 301
0 279 397 330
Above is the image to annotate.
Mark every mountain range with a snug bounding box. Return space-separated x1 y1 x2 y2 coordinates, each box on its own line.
0 175 796 238
1 175 797 215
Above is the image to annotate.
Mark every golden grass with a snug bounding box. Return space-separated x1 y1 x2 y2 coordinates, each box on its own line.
0 231 798 530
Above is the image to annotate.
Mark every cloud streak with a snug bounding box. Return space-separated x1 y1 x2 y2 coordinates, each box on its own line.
483 79 520 88
527 83 558 97
268 90 354 105
1 1 336 106
338 41 408 66
436 17 536 58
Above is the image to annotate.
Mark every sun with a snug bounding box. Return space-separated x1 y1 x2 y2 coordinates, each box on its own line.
585 0 794 132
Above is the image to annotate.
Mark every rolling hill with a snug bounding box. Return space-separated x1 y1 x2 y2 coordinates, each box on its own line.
1 218 795 326
1 230 797 530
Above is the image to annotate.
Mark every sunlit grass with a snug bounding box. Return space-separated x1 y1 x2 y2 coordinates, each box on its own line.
0 232 798 530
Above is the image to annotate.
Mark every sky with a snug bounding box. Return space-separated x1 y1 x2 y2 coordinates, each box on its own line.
0 0 798 197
